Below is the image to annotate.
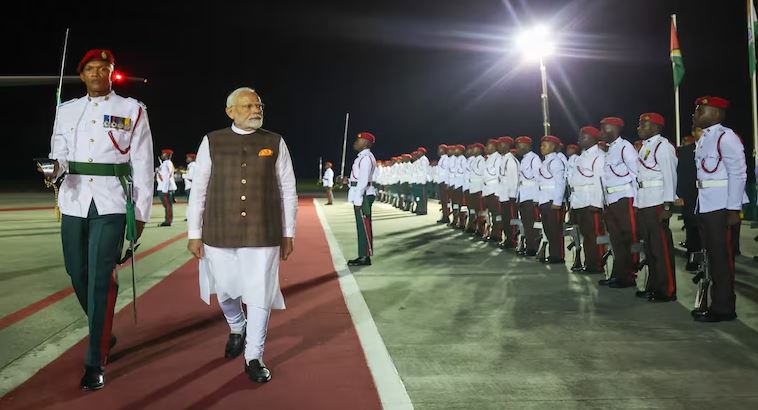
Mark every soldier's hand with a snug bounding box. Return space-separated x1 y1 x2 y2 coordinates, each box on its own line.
281 237 294 261
727 210 741 226
136 221 145 240
187 239 204 259
675 198 684 207
659 209 672 222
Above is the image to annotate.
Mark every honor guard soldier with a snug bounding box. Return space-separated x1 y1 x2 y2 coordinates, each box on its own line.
635 113 678 302
537 135 567 263
413 147 430 215
347 132 377 266
496 137 520 249
158 148 175 226
569 126 606 273
692 96 746 322
436 144 452 223
44 49 154 390
450 145 466 228
467 143 487 235
599 117 639 289
516 136 542 256
322 161 335 205
482 139 503 242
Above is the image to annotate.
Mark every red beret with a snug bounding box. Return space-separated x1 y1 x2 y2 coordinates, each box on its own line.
541 135 562 145
580 126 601 139
417 147 427 154
515 136 532 144
357 132 376 143
472 143 485 151
696 96 730 109
566 144 579 150
161 149 174 155
639 112 665 127
402 153 413 159
438 144 448 149
600 117 624 127
498 136 514 145
325 161 333 166
77 49 115 73
186 152 197 158
487 138 500 145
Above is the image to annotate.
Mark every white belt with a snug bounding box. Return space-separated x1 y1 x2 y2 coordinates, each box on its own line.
470 178 483 183
484 177 499 184
638 180 663 189
571 185 593 192
539 184 556 190
520 180 537 187
697 179 728 188
605 183 632 194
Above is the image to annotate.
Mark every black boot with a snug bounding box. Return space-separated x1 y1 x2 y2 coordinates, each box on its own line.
225 330 245 359
80 366 105 391
347 256 371 266
245 359 272 383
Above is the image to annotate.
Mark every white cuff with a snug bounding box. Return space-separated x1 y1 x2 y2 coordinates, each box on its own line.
188 229 203 240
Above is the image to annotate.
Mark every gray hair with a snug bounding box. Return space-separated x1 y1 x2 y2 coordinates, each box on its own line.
226 87 259 108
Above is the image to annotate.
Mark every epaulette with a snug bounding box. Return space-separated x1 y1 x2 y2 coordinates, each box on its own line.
125 97 147 110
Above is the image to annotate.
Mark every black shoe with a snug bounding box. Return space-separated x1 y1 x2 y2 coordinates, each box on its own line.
159 222 171 227
608 279 636 289
224 331 245 359
525 250 537 257
635 290 654 299
598 278 611 286
437 219 451 224
544 258 565 264
80 366 105 391
686 261 699 272
570 264 584 272
648 293 677 303
245 359 272 383
347 256 371 266
580 268 605 274
500 242 516 250
693 310 737 322
325 202 333 206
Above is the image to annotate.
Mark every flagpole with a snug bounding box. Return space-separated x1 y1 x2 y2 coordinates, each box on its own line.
340 112 350 178
749 0 758 168
672 14 682 147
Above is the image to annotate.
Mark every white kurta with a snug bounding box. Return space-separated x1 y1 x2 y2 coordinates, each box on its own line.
188 124 298 309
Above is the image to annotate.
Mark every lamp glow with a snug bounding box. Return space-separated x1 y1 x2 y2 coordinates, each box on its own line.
516 25 555 61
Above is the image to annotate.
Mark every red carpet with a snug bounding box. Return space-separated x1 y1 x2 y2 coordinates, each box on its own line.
1 198 381 410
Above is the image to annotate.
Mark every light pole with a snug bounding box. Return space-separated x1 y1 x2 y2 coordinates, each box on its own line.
517 25 555 136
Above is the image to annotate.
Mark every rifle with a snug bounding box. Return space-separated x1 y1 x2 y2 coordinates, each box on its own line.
690 250 710 317
510 218 526 254
534 221 548 261
564 224 582 270
597 234 612 279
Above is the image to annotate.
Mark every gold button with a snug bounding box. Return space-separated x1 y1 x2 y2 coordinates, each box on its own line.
241 163 247 167
87 158 93 163
241 195 247 201
89 178 94 182
241 211 247 217
91 120 96 124
89 139 95 143
105 96 109 101
241 179 247 184
94 103 99 107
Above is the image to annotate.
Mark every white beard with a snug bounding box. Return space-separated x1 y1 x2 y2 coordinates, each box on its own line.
240 117 263 130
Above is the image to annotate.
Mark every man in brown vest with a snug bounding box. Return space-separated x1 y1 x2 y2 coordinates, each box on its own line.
187 87 298 382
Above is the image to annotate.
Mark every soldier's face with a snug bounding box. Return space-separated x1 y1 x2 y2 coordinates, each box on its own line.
80 61 113 95
517 143 531 156
578 133 594 150
566 147 577 156
692 105 723 129
186 156 194 163
601 124 620 141
354 138 370 151
637 120 659 140
226 91 264 131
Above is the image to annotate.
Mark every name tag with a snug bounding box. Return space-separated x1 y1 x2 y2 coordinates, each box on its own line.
103 115 132 130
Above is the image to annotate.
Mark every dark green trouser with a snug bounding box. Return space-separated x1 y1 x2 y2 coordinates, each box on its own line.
61 201 125 367
354 195 375 257
161 191 174 225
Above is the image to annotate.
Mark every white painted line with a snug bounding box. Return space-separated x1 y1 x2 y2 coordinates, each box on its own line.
313 199 413 410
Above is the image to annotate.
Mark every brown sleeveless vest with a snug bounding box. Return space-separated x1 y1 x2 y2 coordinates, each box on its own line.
202 127 283 248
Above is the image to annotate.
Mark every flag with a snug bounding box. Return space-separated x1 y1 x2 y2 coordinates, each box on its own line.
749 0 757 76
670 16 685 87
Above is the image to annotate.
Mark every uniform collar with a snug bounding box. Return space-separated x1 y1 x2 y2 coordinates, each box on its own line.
86 90 115 102
609 136 624 146
644 134 662 143
231 124 257 135
544 152 556 160
358 148 372 157
703 123 722 136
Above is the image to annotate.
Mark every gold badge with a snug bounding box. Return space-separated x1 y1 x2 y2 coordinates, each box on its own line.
702 98 708 104
643 116 650 121
101 51 107 59
258 148 274 157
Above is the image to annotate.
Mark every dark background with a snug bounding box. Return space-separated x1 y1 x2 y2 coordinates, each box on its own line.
1 0 754 185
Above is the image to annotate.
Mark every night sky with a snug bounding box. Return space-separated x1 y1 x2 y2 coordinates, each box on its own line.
1 0 754 184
